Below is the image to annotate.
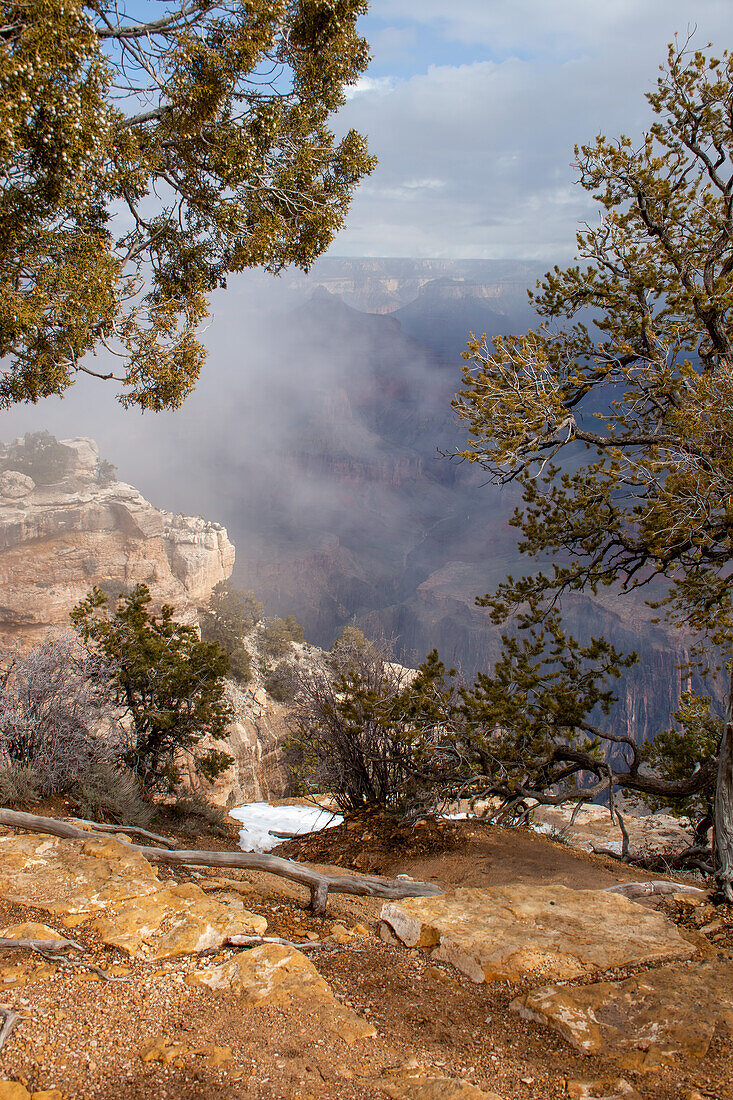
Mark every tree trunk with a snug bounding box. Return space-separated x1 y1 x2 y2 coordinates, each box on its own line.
714 668 733 901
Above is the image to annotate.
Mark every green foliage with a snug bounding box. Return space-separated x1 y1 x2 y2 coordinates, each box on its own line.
641 691 721 819
199 581 261 684
444 41 733 829
71 583 233 792
258 615 305 660
0 0 375 410
263 661 296 703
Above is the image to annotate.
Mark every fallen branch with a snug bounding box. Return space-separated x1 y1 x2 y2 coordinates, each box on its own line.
602 880 706 900
64 817 179 849
0 1007 20 1054
0 809 443 916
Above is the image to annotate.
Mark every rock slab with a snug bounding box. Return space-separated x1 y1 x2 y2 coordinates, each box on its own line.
512 959 733 1071
0 833 266 959
380 885 693 983
190 943 377 1044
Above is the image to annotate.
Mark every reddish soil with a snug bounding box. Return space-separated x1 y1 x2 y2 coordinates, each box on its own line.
0 814 730 1100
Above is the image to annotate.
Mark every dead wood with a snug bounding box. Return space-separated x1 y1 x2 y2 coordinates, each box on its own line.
0 808 443 915
602 880 706 900
64 817 179 849
0 1007 20 1054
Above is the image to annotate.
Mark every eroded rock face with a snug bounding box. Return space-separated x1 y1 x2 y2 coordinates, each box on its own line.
0 434 234 647
376 1063 503 1100
0 833 265 960
380 886 693 984
512 960 733 1071
190 943 377 1044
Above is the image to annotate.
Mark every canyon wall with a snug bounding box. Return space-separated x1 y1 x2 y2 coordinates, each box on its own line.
0 433 235 648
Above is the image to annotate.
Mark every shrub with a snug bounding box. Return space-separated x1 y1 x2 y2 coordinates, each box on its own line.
0 763 41 807
0 635 122 798
72 585 233 793
258 616 305 661
68 764 153 827
263 662 296 703
199 582 261 684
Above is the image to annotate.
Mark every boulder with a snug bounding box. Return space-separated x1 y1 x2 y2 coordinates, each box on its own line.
512 959 733 1071
190 943 376 1044
380 885 693 983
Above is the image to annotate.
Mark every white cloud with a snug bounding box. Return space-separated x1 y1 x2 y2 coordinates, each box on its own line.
330 3 732 258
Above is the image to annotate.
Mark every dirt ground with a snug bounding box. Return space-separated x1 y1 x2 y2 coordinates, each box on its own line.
0 813 730 1100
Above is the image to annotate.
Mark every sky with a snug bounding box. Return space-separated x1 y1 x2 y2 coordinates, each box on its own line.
329 0 733 259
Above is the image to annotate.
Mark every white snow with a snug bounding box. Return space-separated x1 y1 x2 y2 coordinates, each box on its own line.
229 801 343 853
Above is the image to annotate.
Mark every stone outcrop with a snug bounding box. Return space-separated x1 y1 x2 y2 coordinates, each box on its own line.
380 885 693 984
0 433 234 647
530 803 694 859
0 831 266 960
376 1062 503 1100
512 959 733 1072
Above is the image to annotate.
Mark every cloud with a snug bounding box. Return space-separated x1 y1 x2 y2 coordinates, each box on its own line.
329 1 732 258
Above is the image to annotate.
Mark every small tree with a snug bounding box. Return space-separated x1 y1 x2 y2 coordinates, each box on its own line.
451 40 733 895
72 584 232 792
258 615 305 661
199 581 262 684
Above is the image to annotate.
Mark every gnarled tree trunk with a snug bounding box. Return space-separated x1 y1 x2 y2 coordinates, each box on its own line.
715 669 733 901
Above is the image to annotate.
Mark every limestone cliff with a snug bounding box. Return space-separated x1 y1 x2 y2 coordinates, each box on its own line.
0 432 235 647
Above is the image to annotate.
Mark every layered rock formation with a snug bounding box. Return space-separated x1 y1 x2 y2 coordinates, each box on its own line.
0 432 235 648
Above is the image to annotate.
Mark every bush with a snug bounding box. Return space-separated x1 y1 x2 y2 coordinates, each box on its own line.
258 616 305 661
0 763 41 807
199 582 261 684
263 662 296 703
0 635 122 798
72 584 233 793
68 764 152 827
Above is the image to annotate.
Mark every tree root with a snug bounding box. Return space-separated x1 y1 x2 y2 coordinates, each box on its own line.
0 936 128 982
0 808 443 915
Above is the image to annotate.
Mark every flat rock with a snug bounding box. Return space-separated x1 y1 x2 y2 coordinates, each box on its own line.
87 881 268 959
380 885 693 983
376 1063 502 1099
566 1080 643 1100
190 943 376 1044
0 833 266 959
512 959 733 1071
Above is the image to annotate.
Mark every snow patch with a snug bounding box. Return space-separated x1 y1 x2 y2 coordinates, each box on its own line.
230 802 343 853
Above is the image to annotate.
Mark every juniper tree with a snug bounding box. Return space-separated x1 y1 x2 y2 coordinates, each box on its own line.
453 40 733 898
0 0 374 410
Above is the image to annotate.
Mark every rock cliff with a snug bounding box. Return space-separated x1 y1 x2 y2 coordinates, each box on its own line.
0 432 235 648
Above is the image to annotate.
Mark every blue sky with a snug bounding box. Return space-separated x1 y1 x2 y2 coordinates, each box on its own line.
327 0 733 259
